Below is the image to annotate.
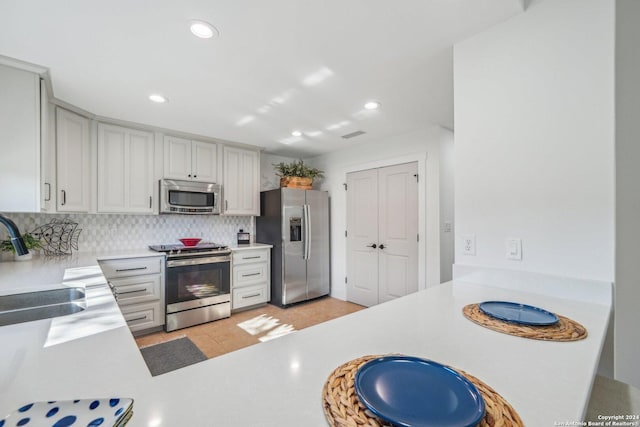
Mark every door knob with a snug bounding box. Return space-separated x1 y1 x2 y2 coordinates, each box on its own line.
366 243 377 249
379 244 385 249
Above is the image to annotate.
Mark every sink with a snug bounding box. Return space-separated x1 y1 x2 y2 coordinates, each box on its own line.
0 287 86 326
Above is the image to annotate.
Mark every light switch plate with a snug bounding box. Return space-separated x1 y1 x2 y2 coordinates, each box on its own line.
506 238 522 260
462 234 476 256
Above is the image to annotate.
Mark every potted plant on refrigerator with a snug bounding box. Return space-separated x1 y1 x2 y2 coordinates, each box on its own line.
273 159 324 190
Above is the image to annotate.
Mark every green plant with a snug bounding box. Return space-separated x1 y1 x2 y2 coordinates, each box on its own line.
273 159 324 179
0 232 42 253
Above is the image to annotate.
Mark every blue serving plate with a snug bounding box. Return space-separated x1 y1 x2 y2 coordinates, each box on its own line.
355 356 485 427
479 301 559 326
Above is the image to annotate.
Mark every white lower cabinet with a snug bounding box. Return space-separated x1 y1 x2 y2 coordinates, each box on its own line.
99 256 165 333
232 248 270 311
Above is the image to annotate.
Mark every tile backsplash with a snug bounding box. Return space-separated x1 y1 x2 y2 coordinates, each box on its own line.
1 212 252 253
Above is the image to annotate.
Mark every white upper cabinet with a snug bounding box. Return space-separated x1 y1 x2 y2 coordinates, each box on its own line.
97 123 154 213
56 107 91 212
191 140 218 182
0 63 41 212
223 146 259 216
40 80 56 212
163 136 217 182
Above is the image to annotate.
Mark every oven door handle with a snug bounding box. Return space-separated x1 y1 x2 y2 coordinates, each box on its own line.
167 256 231 268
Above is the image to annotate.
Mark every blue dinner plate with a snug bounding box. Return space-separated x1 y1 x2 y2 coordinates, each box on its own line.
354 356 485 427
479 301 559 326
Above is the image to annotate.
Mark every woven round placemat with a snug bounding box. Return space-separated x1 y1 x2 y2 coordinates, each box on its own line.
463 303 587 341
322 354 523 427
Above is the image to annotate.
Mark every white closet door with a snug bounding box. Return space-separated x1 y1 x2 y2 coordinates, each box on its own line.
346 168 380 307
346 162 418 307
378 162 419 303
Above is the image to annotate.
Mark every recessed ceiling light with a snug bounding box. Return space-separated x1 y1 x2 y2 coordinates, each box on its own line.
189 20 218 39
291 130 303 137
364 101 381 110
149 94 168 103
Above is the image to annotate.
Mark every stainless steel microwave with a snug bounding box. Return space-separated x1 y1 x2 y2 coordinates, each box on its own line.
160 179 221 214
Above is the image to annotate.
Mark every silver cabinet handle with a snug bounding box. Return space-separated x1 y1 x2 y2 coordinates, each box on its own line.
149 196 152 209
61 189 66 206
242 293 261 299
241 272 261 277
242 256 261 260
115 266 148 272
116 288 148 295
366 243 377 248
44 183 51 201
126 315 148 323
225 200 228 211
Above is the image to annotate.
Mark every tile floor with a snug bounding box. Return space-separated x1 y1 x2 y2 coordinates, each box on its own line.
135 297 365 359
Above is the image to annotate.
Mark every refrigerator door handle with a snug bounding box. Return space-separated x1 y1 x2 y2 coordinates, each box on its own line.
303 204 311 260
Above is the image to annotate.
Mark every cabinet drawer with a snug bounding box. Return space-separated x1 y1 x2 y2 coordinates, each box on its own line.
232 249 269 265
110 274 161 305
233 263 268 288
100 256 162 278
233 284 268 310
120 301 163 332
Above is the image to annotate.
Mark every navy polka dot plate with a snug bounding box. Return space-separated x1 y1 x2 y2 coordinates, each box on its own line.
0 398 133 427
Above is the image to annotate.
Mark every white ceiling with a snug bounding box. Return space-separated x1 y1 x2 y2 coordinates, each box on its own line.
0 1 523 157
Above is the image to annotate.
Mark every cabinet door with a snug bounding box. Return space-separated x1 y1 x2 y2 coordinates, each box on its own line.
126 129 155 212
98 123 154 213
223 147 259 215
191 140 217 182
0 64 40 212
56 108 90 212
163 135 192 180
40 80 56 212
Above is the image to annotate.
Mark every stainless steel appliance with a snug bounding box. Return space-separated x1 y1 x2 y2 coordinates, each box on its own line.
149 243 231 331
256 188 330 307
160 179 221 214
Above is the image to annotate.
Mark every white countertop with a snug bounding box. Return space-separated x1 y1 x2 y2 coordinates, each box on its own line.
0 256 611 426
0 250 162 295
228 242 272 251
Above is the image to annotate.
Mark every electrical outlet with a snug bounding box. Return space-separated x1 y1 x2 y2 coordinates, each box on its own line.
462 234 475 256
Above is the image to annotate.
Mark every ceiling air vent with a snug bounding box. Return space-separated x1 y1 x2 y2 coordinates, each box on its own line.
341 130 366 139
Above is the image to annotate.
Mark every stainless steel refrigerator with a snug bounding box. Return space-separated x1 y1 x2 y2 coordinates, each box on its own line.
256 188 330 307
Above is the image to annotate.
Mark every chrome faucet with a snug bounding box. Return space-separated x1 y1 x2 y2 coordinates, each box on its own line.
0 214 29 256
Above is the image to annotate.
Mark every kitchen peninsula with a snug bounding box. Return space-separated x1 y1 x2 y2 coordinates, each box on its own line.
0 257 611 426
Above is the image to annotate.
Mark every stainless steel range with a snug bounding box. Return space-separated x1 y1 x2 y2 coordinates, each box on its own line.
149 243 231 332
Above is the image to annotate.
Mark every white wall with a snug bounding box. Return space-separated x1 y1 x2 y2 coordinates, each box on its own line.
454 0 616 379
615 0 640 389
260 153 299 191
439 133 455 282
307 126 452 300
454 0 615 282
